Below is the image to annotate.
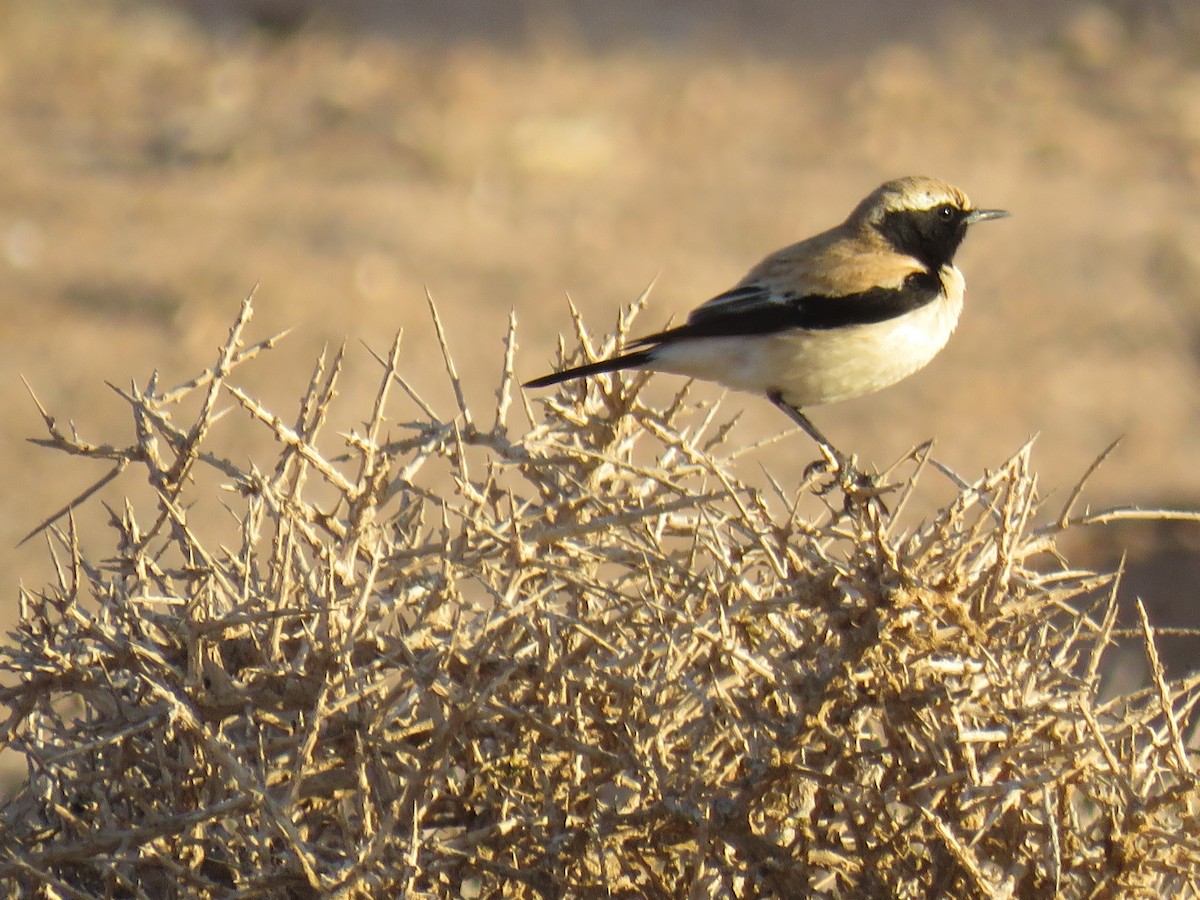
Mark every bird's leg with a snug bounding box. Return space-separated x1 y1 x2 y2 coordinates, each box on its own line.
768 391 850 469
767 392 874 495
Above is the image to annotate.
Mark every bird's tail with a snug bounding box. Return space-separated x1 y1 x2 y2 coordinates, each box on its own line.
523 348 655 389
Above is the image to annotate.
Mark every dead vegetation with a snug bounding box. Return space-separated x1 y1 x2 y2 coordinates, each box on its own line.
1 296 1198 898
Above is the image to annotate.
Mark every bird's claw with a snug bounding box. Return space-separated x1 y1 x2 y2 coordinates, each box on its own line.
805 450 895 503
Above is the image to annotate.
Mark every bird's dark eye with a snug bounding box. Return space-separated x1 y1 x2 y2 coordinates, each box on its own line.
938 204 956 219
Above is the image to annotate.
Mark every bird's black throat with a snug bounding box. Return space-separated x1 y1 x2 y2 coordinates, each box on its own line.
877 206 969 271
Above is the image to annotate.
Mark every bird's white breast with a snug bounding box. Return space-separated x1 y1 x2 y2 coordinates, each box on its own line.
650 265 965 408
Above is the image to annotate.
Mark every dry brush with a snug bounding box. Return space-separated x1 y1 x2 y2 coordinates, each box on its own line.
1 296 1198 898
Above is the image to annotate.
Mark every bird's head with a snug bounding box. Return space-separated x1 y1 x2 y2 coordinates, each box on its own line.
851 175 1008 270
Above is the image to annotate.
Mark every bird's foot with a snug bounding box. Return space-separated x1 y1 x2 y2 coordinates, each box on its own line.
805 448 894 501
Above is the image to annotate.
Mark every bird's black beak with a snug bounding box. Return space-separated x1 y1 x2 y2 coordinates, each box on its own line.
965 208 1009 225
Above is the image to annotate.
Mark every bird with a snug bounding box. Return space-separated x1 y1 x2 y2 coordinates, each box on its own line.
524 175 1007 477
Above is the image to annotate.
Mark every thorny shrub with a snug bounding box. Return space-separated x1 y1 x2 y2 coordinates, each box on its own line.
1 296 1198 898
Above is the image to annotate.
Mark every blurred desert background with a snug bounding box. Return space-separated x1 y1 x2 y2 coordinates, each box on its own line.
3 0 1200 688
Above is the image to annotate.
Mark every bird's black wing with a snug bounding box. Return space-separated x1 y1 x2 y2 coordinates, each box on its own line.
631 271 943 345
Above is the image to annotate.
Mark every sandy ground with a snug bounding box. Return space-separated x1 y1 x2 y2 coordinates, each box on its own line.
3 1 1200 681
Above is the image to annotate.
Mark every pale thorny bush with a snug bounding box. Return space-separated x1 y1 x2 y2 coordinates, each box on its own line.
1 295 1198 898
